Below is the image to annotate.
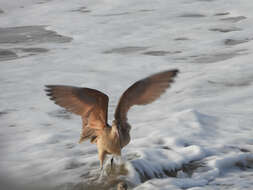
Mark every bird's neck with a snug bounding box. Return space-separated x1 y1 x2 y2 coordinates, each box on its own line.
111 125 119 137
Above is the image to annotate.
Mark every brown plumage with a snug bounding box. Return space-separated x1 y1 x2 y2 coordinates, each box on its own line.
45 69 179 169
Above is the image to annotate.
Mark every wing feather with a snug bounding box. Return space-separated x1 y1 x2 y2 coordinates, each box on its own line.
45 85 109 142
114 69 179 124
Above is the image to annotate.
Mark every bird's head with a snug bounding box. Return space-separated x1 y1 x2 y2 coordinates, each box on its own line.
112 120 118 127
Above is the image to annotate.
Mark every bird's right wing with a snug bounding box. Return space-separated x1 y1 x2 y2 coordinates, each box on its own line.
114 69 179 126
45 85 109 142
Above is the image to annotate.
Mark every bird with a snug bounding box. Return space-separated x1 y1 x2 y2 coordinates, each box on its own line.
45 69 179 170
117 182 128 190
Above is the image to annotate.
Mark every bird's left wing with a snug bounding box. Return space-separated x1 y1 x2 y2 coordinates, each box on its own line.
45 85 109 142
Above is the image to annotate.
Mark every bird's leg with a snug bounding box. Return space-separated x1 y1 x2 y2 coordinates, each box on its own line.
110 156 114 170
99 150 105 169
100 163 103 172
98 150 106 178
118 155 124 166
99 166 105 180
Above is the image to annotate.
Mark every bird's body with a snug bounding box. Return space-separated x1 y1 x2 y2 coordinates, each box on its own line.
96 125 121 167
45 69 178 169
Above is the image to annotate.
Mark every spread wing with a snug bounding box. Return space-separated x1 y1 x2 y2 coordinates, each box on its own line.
45 85 109 143
114 69 179 126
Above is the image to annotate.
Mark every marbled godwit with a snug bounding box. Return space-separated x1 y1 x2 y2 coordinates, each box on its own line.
45 69 179 170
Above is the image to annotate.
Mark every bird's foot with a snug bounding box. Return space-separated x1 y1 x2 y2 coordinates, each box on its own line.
98 165 105 180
